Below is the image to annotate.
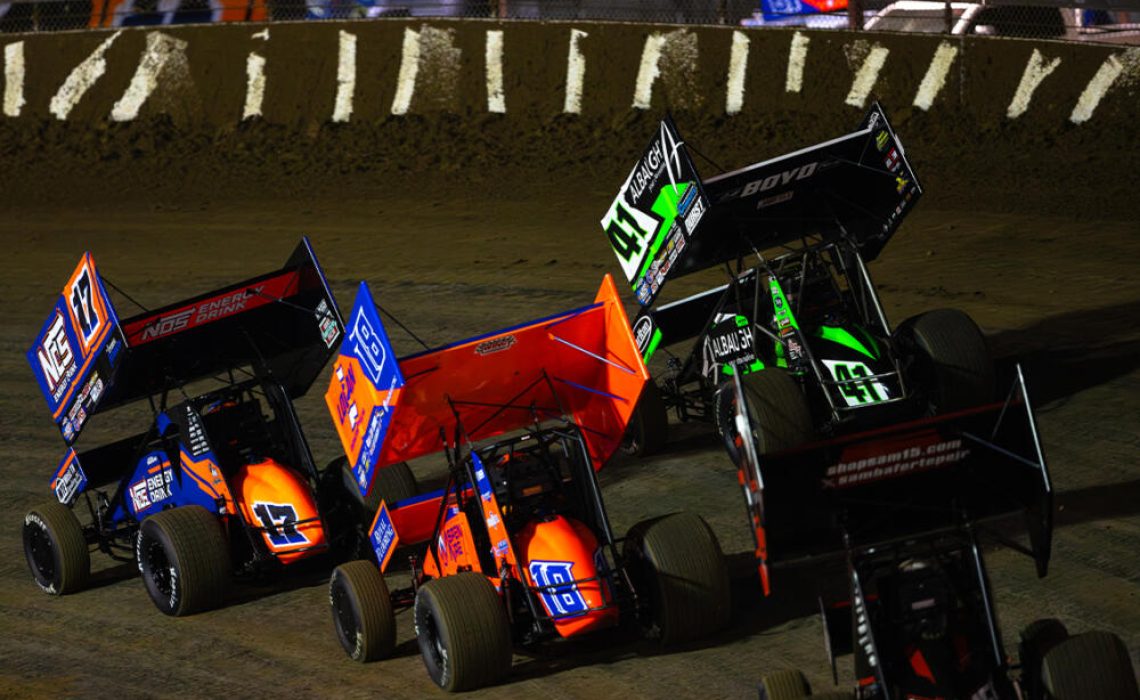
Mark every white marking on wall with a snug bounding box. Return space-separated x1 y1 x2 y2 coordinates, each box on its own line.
633 29 699 110
49 31 122 121
486 30 505 113
332 30 356 123
845 44 890 108
1007 49 1061 119
1069 52 1128 124
632 32 667 110
563 28 587 114
725 31 749 115
785 32 809 94
391 27 421 115
3 41 25 118
913 41 957 111
110 33 188 122
243 30 269 120
243 54 266 119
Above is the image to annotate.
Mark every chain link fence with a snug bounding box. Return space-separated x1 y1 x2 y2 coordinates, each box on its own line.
1 0 1137 43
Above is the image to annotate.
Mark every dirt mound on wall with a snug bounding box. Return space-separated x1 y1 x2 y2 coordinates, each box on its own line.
0 107 1130 222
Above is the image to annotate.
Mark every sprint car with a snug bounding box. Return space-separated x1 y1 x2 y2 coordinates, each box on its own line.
602 104 992 460
323 275 731 691
750 373 1138 700
22 239 370 616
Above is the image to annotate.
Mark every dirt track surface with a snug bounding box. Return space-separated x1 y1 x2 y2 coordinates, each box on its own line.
1 156 1138 696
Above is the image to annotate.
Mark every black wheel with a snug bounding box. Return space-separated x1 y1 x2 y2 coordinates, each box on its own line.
621 380 669 458
717 369 814 462
1019 618 1069 700
136 506 230 616
414 573 512 692
759 669 810 700
339 457 418 516
895 308 994 413
1041 631 1139 700
23 501 90 595
624 511 731 646
329 560 396 662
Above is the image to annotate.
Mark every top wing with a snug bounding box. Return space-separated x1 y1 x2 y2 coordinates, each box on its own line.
327 274 648 500
600 115 711 308
27 238 344 445
28 253 127 444
600 104 921 307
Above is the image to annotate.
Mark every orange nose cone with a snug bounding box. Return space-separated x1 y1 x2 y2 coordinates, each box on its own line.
233 458 327 564
517 515 618 638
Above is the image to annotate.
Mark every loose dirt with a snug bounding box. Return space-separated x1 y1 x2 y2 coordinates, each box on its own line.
0 115 1137 698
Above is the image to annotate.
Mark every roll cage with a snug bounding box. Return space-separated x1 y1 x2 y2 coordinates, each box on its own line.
648 232 909 427
418 381 636 642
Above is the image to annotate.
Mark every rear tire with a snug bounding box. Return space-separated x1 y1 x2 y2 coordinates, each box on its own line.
758 669 810 700
136 506 230 616
1019 618 1069 700
625 512 731 646
621 381 669 458
414 573 512 692
1040 631 1140 700
23 501 90 595
895 308 994 413
329 560 396 662
340 458 418 516
717 369 814 462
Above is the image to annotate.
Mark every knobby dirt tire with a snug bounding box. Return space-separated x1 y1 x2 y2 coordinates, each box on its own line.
718 369 814 461
1041 630 1140 700
23 501 90 596
414 572 512 692
621 380 669 458
329 560 396 662
758 669 811 700
1019 617 1070 700
625 511 731 646
340 458 418 516
136 505 230 616
896 308 994 413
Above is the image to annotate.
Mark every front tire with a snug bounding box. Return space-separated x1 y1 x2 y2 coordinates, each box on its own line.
1040 631 1139 700
329 560 396 662
414 573 512 692
758 669 810 700
136 506 230 616
23 501 90 595
624 512 731 646
1019 618 1069 700
717 369 814 462
621 381 669 458
895 308 994 413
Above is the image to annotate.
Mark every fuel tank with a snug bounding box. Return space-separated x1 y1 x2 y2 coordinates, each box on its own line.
233 458 326 564
516 514 618 638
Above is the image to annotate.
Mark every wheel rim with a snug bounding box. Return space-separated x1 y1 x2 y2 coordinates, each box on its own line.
620 429 641 455
142 536 174 600
424 610 445 669
24 520 56 585
331 579 359 651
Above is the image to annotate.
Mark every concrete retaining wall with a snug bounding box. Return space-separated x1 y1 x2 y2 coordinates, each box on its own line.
0 21 1136 217
2 21 1137 129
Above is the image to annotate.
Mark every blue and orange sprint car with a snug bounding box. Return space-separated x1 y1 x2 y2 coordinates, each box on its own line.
324 274 731 692
22 239 367 616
